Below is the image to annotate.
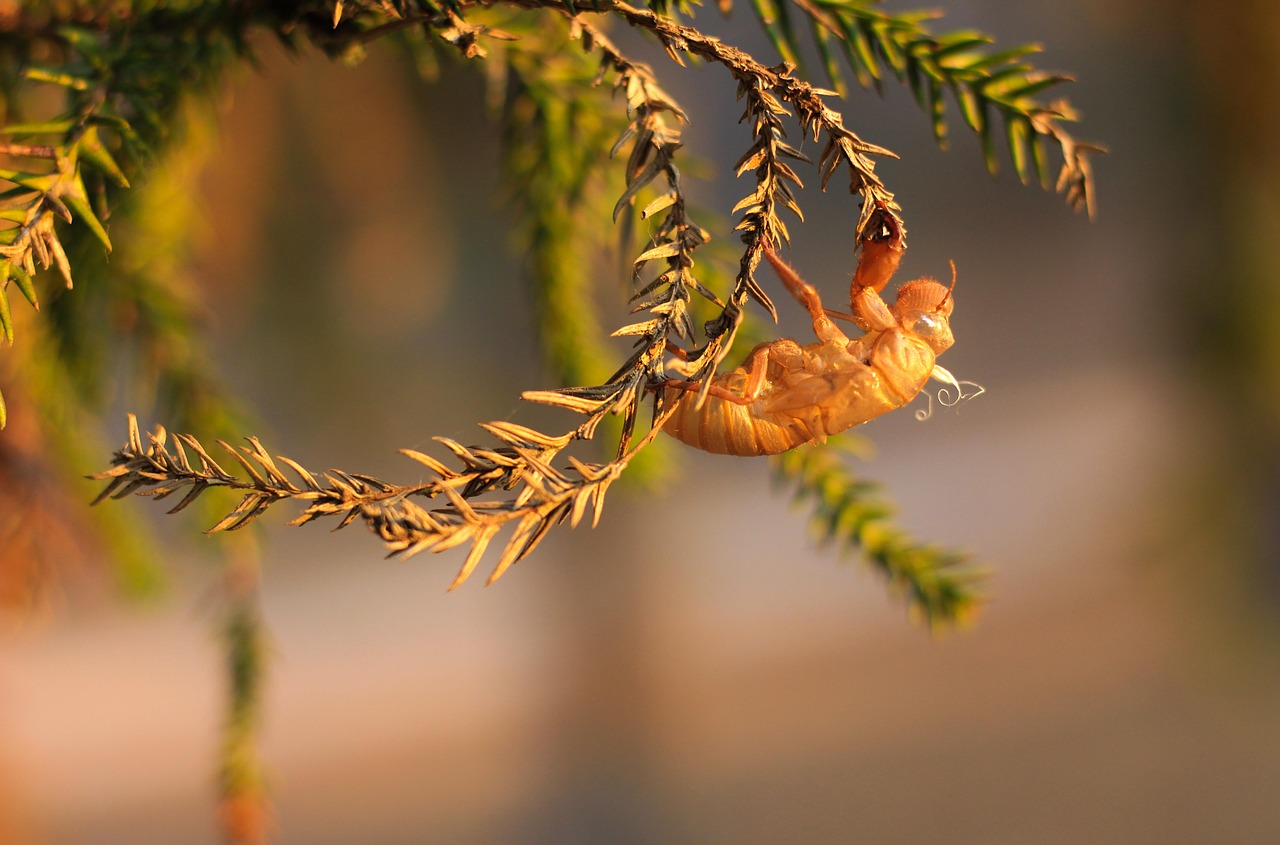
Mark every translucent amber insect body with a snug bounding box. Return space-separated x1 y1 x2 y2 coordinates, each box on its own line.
663 213 957 456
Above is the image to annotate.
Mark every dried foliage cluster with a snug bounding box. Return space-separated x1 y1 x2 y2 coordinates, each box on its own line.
0 0 1102 627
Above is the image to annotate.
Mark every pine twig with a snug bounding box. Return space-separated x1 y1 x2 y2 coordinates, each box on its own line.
90 409 676 589
745 0 1105 216
772 440 983 628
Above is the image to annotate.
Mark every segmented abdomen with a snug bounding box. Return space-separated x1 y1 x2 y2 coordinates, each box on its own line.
661 330 936 456
662 385 808 456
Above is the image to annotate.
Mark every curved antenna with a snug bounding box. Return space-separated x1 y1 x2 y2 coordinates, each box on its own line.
939 260 957 309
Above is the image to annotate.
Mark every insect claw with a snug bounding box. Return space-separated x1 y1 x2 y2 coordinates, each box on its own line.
852 204 906 295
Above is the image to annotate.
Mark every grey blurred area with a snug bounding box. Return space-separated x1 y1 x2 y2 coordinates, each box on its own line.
4 1 1280 843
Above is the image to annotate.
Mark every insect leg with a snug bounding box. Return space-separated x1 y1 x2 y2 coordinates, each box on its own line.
664 344 773 406
664 340 692 361
851 285 897 333
761 245 848 345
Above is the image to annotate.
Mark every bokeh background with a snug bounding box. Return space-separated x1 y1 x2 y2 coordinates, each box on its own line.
4 0 1280 842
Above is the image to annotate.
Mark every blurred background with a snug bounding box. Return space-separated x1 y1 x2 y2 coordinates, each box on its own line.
4 0 1280 842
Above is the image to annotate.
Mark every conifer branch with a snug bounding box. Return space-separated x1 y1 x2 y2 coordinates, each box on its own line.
772 439 982 628
0 6 270 424
513 0 906 377
90 410 677 589
742 0 1104 215
60 0 1102 621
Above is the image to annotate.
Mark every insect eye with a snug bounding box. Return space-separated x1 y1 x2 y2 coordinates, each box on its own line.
909 312 942 338
905 310 955 353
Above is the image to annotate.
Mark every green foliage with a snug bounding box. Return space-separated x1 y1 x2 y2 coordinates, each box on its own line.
747 0 1103 214
0 2 316 420
773 437 981 628
0 14 277 839
498 22 620 389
